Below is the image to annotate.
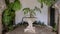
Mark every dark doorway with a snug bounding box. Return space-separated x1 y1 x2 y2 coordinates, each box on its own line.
50 6 55 27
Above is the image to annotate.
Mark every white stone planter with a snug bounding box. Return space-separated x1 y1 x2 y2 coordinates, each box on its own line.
23 17 36 33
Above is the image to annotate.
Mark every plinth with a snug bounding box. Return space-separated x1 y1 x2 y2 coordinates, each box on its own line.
23 17 36 33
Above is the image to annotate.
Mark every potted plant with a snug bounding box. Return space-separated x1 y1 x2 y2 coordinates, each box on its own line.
22 7 41 33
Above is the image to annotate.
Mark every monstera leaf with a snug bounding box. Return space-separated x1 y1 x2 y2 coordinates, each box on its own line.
12 0 22 11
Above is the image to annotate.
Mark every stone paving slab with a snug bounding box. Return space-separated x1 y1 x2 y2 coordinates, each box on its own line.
6 25 56 34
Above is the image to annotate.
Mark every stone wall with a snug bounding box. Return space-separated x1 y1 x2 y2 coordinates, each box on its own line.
55 0 60 34
58 11 60 34
15 0 48 25
0 0 6 34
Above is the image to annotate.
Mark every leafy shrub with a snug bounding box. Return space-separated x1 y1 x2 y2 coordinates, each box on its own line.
33 21 46 26
33 21 38 25
12 0 22 11
2 0 22 31
2 9 15 31
53 23 57 32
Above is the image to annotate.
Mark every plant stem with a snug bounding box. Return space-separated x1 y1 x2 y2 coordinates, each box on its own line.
30 11 32 18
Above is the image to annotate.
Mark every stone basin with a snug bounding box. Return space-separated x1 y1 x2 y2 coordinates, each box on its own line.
23 17 37 33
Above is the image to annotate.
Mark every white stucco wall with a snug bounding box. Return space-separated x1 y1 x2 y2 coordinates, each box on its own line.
15 0 48 25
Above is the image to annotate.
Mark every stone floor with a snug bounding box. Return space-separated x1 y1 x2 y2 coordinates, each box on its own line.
6 25 56 34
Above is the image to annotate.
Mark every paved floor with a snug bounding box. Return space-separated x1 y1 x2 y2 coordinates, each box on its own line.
6 25 56 34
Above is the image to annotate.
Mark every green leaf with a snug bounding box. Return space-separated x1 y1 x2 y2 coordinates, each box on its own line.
23 8 30 15
35 7 41 13
8 3 14 9
23 7 41 17
31 10 36 15
12 0 22 11
38 0 56 6
2 9 15 26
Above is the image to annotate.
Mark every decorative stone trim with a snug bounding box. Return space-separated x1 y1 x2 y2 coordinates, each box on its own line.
55 1 60 34
0 14 2 34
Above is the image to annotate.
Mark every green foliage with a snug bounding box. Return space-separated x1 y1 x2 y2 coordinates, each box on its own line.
37 0 57 31
5 0 10 6
2 9 15 31
23 7 41 17
33 21 46 26
37 21 46 26
8 0 22 11
38 0 56 6
2 0 22 31
8 25 14 31
8 3 14 9
23 8 30 15
53 25 57 32
53 23 57 32
12 0 22 11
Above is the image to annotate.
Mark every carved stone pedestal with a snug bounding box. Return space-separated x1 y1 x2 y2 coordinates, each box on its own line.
23 17 36 33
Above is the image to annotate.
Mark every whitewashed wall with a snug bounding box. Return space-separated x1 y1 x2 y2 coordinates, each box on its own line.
15 0 48 25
